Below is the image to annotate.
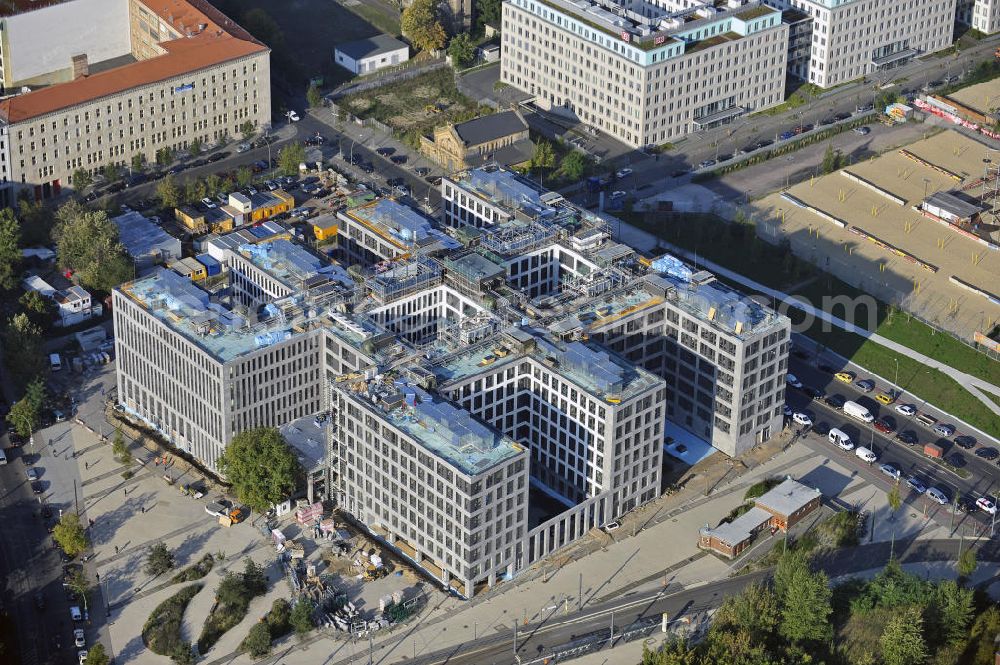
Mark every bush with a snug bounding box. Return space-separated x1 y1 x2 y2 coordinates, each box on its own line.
146 542 176 577
197 560 269 654
265 598 292 638
291 598 315 637
172 553 215 583
241 622 272 658
720 503 752 525
142 584 203 655
744 477 781 501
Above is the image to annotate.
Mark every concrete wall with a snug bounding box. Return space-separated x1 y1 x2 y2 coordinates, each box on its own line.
2 0 132 87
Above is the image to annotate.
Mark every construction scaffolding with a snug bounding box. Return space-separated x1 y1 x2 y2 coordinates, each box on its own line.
367 257 444 303
480 219 560 257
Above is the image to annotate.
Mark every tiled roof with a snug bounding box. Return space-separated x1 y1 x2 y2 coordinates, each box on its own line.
0 0 267 124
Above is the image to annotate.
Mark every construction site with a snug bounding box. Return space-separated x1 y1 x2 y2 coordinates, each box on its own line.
753 129 1000 339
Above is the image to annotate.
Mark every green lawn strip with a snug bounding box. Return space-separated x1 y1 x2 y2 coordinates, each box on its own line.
142 584 203 656
344 2 400 36
172 553 215 584
197 564 268 655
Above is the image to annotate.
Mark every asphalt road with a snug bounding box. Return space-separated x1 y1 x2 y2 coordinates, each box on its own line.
0 438 76 665
785 357 1000 528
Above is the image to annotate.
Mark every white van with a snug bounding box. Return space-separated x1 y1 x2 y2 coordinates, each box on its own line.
0 448 7 465
843 400 874 423
829 428 854 450
49 353 62 372
855 446 877 463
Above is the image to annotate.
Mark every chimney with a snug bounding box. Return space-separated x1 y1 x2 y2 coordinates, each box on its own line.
71 54 89 79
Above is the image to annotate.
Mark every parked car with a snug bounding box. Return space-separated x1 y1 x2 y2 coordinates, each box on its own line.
896 430 918 445
414 167 430 176
905 476 927 494
31 481 44 494
925 486 949 505
948 452 966 468
285 110 300 122
834 111 852 121
207 151 228 163
200 197 216 209
853 126 871 135
236 143 251 153
698 159 716 169
390 155 408 165
933 423 956 437
803 386 826 400
874 418 896 434
895 404 917 416
855 379 876 393
975 447 999 461
812 421 831 436
825 394 847 409
819 117 836 126
792 412 813 427
785 373 803 389
615 168 633 178
976 496 997 515
835 371 855 384
954 435 976 449
376 147 396 157
779 130 796 141
879 463 901 480
74 628 85 648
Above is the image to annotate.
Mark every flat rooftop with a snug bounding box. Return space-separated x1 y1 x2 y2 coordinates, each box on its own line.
755 477 821 517
343 198 460 252
344 383 524 476
236 238 352 288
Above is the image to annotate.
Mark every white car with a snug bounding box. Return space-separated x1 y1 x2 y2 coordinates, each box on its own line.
792 412 813 427
78 651 88 664
785 373 803 389
976 497 997 515
70 606 83 621
925 487 949 505
74 628 85 648
895 404 917 416
201 197 216 209
879 463 901 480
237 143 251 153
610 190 626 200
616 168 633 179
286 110 300 122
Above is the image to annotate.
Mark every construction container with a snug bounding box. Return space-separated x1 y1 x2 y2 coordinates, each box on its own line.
924 443 943 458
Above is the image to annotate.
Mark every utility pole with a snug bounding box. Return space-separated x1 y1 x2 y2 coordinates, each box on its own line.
578 573 583 611
608 610 615 648
513 620 518 661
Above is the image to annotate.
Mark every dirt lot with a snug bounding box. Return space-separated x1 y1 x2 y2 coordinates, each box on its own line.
946 77 1000 116
753 129 1000 339
211 0 401 92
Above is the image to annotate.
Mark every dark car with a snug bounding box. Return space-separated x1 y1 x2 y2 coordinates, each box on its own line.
671 169 691 177
956 496 976 513
717 153 733 162
819 117 836 126
390 155 408 165
31 481 44 494
803 386 826 400
834 112 852 121
756 139 773 149
896 430 918 445
975 447 999 460
41 504 52 519
414 167 430 176
207 151 229 162
948 452 966 468
361 162 375 173
83 192 99 203
874 417 896 434
825 394 846 409
813 421 831 436
167 165 186 175
34 593 45 611
190 159 208 168
425 175 441 184
107 181 126 193
954 435 976 449
376 147 396 156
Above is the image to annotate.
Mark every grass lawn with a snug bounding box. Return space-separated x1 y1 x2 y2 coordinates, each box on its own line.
142 584 203 656
623 210 1000 435
346 1 401 36
197 564 268 655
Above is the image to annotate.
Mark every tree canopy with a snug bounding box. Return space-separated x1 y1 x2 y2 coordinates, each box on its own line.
157 174 182 209
218 428 302 512
277 142 306 177
53 512 89 557
6 377 45 437
146 543 176 577
448 34 476 69
402 0 446 52
558 151 588 181
3 314 45 388
53 202 133 291
72 168 93 191
476 0 501 31
880 606 928 665
0 208 22 291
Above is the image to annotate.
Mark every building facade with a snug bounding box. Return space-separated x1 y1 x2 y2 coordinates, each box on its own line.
500 0 788 147
957 0 1000 34
769 0 956 87
0 0 271 203
419 110 531 172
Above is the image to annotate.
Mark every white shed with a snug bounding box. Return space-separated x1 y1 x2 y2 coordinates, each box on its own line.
334 35 410 75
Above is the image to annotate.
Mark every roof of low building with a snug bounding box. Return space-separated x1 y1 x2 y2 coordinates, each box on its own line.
755 478 821 518
335 34 408 61
924 191 984 220
453 111 529 147
700 506 771 547
0 0 267 124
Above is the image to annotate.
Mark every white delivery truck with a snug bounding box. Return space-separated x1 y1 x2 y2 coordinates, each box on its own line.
843 400 874 423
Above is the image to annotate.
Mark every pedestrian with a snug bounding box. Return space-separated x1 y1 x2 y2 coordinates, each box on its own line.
114 545 119 554
123 488 127 497
140 506 145 514
89 518 94 527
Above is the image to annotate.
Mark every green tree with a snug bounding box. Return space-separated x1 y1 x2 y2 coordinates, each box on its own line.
112 428 128 459
0 208 22 290
476 0 501 31
146 542 176 577
218 428 302 512
880 606 928 665
17 199 55 246
277 142 306 177
290 598 315 636
243 621 272 657
402 0 446 52
103 163 120 182
189 138 203 156
6 377 45 437
265 598 292 637
2 314 45 388
240 121 256 141
775 550 832 644
448 33 476 69
72 168 93 192
19 290 55 330
821 144 841 174
85 643 109 665
531 140 556 175
640 640 699 665
156 147 175 166
131 153 146 173
204 173 222 199
242 559 267 596
52 203 134 291
933 580 974 645
184 178 208 205
307 85 323 109
53 513 89 557
241 8 285 49
558 151 588 181
157 174 182 209
957 545 978 580
887 483 902 516
713 582 779 643
236 166 254 188
965 606 1000 665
